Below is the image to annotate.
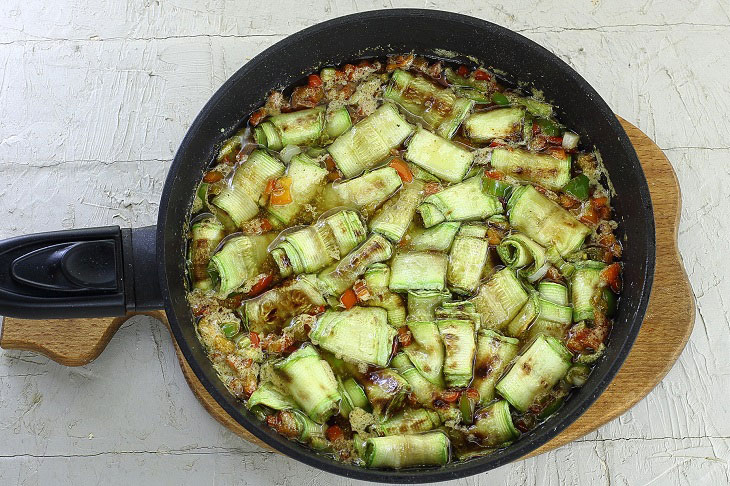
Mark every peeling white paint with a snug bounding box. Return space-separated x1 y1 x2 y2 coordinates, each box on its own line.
1 1 729 484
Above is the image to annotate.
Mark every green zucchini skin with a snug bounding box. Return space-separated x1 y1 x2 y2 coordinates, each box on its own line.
364 432 450 468
437 319 476 388
471 268 529 331
491 148 571 191
405 127 474 183
385 69 473 139
418 176 502 228
463 107 525 142
328 103 415 178
208 233 275 298
472 330 520 403
571 261 607 322
189 217 225 291
211 149 286 227
275 345 342 424
266 153 328 225
309 307 397 367
508 184 591 256
470 400 520 447
322 166 402 212
495 335 572 412
370 179 426 243
389 251 448 292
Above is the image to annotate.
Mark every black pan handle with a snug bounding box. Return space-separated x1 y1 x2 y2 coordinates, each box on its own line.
0 226 163 319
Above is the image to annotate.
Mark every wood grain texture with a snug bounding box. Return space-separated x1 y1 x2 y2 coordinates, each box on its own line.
0 119 693 460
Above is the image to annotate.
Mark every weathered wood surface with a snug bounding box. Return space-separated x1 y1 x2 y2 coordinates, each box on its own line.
0 1 727 484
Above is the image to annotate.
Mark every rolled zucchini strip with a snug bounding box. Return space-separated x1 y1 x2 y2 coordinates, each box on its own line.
376 408 442 436
317 234 393 296
391 353 441 406
270 210 366 277
370 179 425 242
241 275 326 334
208 233 275 298
188 216 225 290
434 301 482 329
328 103 415 178
505 292 540 338
211 149 286 227
470 400 520 447
309 307 397 367
404 127 474 183
407 290 452 321
471 268 529 331
495 335 572 412
254 106 326 150
491 148 571 191
448 232 490 295
404 321 445 386
266 153 328 225
323 107 353 142
274 345 341 423
571 260 606 322
358 368 411 417
506 93 554 118
322 166 402 212
508 185 590 256
247 382 297 416
472 330 520 403
362 264 406 327
409 221 461 252
384 69 474 139
364 432 450 468
417 176 502 228
539 281 569 306
496 233 548 281
437 319 477 388
463 107 525 142
389 251 448 292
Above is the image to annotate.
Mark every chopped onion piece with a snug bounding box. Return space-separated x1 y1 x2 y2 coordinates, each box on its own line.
280 144 302 163
562 132 579 150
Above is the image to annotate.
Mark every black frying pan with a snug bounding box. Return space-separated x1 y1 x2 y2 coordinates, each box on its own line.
0 9 655 483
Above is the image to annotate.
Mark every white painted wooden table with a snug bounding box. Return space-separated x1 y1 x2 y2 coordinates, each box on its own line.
0 1 728 484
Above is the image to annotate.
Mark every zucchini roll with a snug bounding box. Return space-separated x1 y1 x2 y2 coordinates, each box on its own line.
370 179 425 242
463 107 525 142
417 176 502 228
495 335 572 412
389 251 448 292
188 216 225 290
405 127 474 183
318 233 393 296
254 106 350 150
266 153 328 225
472 330 520 403
407 290 452 321
211 149 286 227
309 307 397 367
491 148 571 191
391 353 442 406
571 260 607 322
363 432 450 468
469 400 520 447
376 408 442 436
507 185 590 256
409 221 461 252
448 226 490 295
404 321 445 386
438 319 477 388
328 103 415 178
208 233 275 298
270 209 366 277
385 69 473 139
471 268 529 331
241 275 326 334
321 166 402 213
361 264 407 327
274 345 341 423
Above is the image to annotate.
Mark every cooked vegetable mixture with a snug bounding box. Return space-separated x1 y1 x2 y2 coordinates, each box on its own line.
186 54 623 468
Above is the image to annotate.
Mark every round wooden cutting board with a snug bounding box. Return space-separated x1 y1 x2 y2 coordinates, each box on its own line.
0 117 695 458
